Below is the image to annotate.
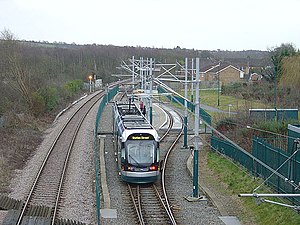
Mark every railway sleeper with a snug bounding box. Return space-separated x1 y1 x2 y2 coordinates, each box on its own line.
25 204 53 217
0 195 23 210
2 209 87 225
54 218 88 225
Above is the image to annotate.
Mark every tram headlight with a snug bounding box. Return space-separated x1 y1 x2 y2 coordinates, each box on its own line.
126 166 134 171
149 165 157 171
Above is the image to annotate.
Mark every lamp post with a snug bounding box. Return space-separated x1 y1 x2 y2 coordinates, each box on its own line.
88 75 93 93
228 104 232 117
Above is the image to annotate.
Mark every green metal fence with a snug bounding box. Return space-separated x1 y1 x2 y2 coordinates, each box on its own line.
210 135 254 172
157 86 211 125
211 135 300 204
249 109 298 121
93 86 119 225
253 137 300 201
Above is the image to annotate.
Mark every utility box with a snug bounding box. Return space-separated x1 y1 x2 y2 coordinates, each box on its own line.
95 79 103 89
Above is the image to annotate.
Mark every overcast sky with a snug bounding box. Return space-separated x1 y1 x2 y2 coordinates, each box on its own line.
1 0 300 51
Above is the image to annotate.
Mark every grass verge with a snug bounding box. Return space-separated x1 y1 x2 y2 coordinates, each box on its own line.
207 150 300 225
199 90 270 112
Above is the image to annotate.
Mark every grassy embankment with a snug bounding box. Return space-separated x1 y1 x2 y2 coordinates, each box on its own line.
208 150 300 225
200 90 300 225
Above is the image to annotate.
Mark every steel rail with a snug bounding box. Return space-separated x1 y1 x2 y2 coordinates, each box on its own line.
160 109 184 225
128 184 145 225
159 108 173 141
136 185 143 224
152 184 174 220
51 92 103 224
16 91 106 225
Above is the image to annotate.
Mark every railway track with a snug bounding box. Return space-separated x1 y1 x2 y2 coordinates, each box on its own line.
1 90 108 225
126 103 183 225
128 183 176 225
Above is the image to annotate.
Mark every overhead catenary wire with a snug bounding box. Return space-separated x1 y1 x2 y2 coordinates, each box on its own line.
153 61 300 213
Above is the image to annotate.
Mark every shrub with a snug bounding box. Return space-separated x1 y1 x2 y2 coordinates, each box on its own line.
31 92 46 116
216 117 237 131
63 79 84 98
253 120 297 137
39 87 59 112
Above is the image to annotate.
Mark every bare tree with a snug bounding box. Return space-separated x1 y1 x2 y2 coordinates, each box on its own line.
1 29 33 109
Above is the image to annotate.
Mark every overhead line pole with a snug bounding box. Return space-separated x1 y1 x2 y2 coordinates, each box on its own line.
141 57 143 89
132 56 135 90
150 58 153 125
191 58 194 103
193 57 200 198
183 57 188 148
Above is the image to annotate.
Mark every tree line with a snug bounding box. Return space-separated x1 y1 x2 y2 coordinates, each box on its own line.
0 30 215 118
1 29 299 120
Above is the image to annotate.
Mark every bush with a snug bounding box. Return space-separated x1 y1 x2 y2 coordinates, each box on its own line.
216 117 237 131
221 82 242 95
31 92 46 117
63 79 84 98
30 80 85 116
39 87 60 112
253 120 294 137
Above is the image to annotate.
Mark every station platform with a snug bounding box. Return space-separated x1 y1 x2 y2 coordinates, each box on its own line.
152 103 182 131
152 103 168 130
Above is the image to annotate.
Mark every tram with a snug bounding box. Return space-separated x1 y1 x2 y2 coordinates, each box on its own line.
113 102 160 183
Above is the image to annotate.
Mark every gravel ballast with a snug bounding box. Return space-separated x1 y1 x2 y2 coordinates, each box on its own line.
8 93 99 224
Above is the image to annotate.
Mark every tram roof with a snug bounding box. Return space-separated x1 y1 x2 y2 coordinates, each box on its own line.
122 114 152 129
114 102 159 141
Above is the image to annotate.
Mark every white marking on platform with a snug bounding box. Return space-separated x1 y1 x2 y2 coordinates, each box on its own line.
158 105 182 130
101 209 117 218
219 216 241 225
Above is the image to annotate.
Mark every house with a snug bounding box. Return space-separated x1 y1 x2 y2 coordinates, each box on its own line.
200 63 245 85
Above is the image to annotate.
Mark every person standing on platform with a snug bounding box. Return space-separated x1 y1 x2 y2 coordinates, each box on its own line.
139 100 144 112
142 105 146 116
